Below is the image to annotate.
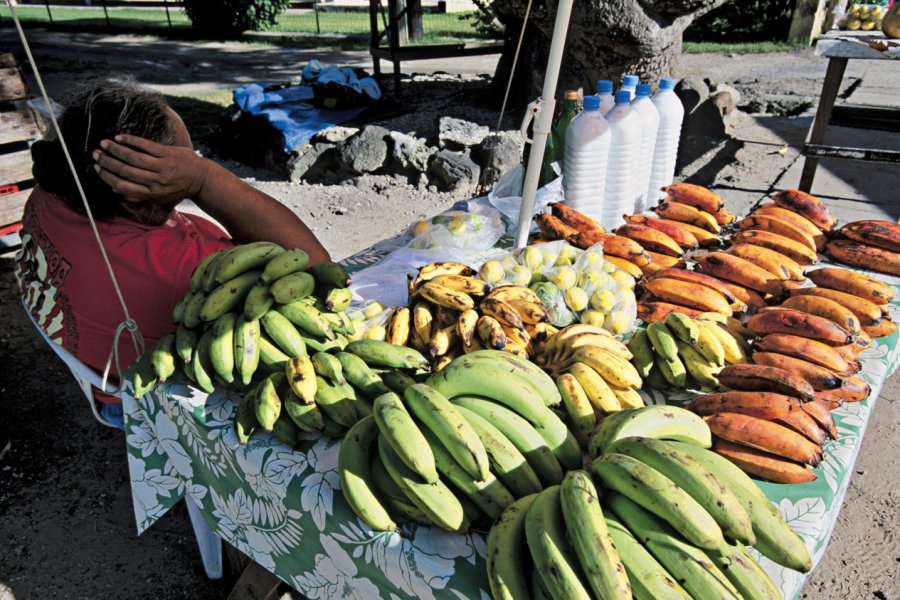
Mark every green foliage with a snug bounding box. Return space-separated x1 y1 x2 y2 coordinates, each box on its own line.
182 0 291 36
458 0 504 38
684 0 794 43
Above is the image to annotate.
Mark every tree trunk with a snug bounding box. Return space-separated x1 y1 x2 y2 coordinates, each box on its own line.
491 0 728 103
407 0 424 41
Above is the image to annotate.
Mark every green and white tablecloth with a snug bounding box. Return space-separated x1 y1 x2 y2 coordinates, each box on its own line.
122 227 900 599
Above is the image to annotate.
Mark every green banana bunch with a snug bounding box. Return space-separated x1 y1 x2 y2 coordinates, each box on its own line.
311 352 345 385
182 290 207 329
606 436 755 545
485 494 538 600
591 452 727 552
665 311 700 344
588 405 712 457
308 261 351 288
422 427 514 520
259 248 309 284
369 455 433 526
647 322 679 361
450 395 564 487
379 369 419 395
209 312 237 384
377 435 468 533
176 323 198 365
283 388 325 432
271 412 299 446
627 329 654 379
201 249 229 292
559 470 632 599
604 512 691 600
346 339 429 370
190 250 226 293
373 392 437 483
254 374 282 432
277 301 335 340
606 492 741 600
150 333 177 382
258 335 290 372
404 383 490 482
338 416 398 532
192 329 216 394
465 349 562 408
708 542 781 600
672 441 812 573
200 270 262 323
172 290 193 325
233 315 261 386
130 348 158 399
676 341 721 390
453 404 543 498
270 271 315 305
335 352 389 399
315 375 358 429
215 241 283 284
322 286 353 312
260 310 307 358
235 390 259 444
244 283 274 321
525 486 592 600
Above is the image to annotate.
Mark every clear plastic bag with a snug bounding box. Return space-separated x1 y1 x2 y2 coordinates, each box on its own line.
405 209 504 253
487 164 566 236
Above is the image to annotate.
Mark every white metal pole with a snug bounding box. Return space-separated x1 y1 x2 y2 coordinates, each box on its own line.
514 0 575 249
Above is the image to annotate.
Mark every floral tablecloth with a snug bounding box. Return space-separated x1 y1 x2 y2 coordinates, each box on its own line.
122 224 900 599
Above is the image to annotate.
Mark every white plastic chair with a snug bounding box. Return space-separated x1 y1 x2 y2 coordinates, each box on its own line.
22 302 224 579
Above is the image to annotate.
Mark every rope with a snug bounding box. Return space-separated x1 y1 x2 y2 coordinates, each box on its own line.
496 0 534 132
8 5 145 387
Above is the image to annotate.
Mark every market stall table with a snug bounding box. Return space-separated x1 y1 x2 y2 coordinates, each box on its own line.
798 30 900 192
121 206 900 600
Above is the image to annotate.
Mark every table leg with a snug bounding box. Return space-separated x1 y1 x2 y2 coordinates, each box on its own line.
799 56 848 192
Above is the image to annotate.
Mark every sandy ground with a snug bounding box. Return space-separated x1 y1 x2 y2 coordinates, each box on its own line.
1 28 898 599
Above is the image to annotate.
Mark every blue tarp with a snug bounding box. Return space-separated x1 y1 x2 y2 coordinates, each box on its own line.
233 61 381 153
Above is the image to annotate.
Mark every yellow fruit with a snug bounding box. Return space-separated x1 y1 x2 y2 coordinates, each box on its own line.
605 310 631 335
861 20 875 30
565 287 589 312
610 269 636 290
363 301 386 319
509 265 533 286
521 246 545 272
591 289 616 313
554 254 573 267
846 18 862 29
549 267 577 290
410 220 431 237
581 309 606 327
364 325 387 340
582 251 604 268
448 216 467 236
479 260 505 285
601 260 616 274
578 268 607 289
559 243 580 262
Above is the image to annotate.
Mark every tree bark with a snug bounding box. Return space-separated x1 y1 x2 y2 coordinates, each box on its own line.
491 0 728 103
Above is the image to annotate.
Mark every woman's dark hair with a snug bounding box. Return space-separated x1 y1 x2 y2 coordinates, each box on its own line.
31 79 175 221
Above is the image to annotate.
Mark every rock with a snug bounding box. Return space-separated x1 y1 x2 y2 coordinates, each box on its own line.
439 117 489 149
313 126 359 144
707 81 742 108
387 131 436 174
710 90 736 117
675 77 709 115
286 142 335 181
472 131 522 190
337 125 389 174
428 149 481 194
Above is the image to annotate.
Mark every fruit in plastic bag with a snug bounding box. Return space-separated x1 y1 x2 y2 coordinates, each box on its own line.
580 309 606 327
479 260 505 285
565 287 589 312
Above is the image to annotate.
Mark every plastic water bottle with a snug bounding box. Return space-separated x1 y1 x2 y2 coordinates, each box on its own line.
631 83 660 214
602 91 642 230
619 74 639 101
596 80 615 115
562 95 611 221
648 77 685 205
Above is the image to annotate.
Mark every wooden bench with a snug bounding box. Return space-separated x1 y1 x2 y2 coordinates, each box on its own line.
0 52 41 246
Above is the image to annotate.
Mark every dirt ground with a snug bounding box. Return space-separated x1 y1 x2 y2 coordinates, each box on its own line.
1 28 898 599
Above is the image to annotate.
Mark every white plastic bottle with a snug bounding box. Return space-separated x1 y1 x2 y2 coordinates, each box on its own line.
596 79 615 115
631 83 660 214
562 94 611 222
602 90 642 230
619 74 639 101
648 77 685 205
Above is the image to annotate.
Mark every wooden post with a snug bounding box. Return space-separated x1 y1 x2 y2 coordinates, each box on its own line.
788 0 828 44
799 56 848 192
369 0 382 76
392 0 409 46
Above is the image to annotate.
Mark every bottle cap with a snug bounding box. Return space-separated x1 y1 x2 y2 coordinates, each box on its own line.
564 90 579 100
583 95 600 111
596 79 613 94
636 83 652 97
614 90 631 104
623 74 640 87
659 77 676 90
